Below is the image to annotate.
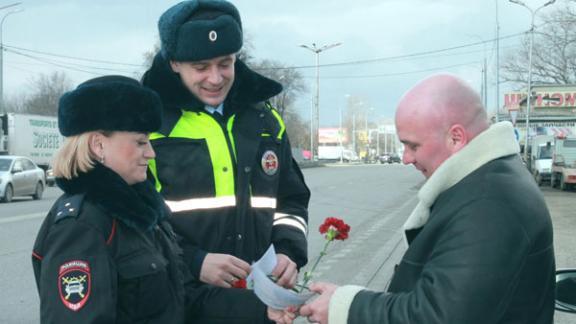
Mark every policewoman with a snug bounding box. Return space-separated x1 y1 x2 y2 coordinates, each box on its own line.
32 76 189 323
142 0 310 322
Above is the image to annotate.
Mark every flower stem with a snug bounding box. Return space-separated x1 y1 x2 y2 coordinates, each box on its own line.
299 238 332 292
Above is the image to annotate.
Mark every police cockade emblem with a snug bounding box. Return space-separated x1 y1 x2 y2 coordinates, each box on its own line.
261 150 279 176
58 260 91 311
209 30 218 42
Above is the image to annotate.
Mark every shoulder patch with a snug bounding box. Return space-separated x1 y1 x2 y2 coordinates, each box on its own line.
58 260 91 311
54 194 85 223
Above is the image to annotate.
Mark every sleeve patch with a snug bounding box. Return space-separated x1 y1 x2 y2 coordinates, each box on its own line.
58 260 91 311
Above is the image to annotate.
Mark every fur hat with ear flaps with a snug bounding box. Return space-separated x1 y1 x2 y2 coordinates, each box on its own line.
58 75 163 136
158 0 243 62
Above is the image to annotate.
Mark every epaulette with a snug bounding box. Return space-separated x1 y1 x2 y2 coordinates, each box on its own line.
54 193 85 223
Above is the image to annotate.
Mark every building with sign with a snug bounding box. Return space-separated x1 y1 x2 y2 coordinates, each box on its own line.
501 84 576 149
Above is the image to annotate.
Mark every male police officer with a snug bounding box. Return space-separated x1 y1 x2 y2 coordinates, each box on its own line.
142 1 310 322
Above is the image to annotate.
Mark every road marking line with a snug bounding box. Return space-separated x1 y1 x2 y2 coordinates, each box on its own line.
0 212 46 224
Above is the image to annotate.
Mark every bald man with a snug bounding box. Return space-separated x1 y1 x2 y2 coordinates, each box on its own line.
299 74 555 324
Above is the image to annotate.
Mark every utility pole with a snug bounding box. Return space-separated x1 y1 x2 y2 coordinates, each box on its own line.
0 2 22 115
495 0 500 122
299 42 342 161
339 105 343 163
352 113 356 155
509 0 556 161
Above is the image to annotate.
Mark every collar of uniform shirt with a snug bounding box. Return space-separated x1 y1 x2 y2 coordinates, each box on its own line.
204 104 224 116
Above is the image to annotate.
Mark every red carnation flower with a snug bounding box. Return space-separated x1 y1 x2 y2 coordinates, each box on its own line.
231 278 247 289
319 217 351 241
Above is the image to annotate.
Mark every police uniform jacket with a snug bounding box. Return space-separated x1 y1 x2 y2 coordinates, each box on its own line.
32 164 188 324
141 54 310 322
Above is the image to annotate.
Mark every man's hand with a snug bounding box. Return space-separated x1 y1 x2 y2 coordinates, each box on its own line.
299 282 338 324
267 306 297 324
272 253 298 288
200 253 251 288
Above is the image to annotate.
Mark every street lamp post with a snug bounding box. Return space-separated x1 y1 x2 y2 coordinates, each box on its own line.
508 0 556 161
299 42 342 160
364 107 373 161
339 105 343 163
495 0 501 122
0 3 23 115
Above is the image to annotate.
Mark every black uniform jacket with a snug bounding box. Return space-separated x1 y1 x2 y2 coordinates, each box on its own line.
32 164 188 324
142 54 311 323
349 155 556 323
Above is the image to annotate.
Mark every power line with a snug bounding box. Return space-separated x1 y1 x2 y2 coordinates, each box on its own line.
5 48 141 75
5 31 525 72
3 44 146 67
259 31 526 71
5 48 107 76
308 61 481 80
2 30 528 80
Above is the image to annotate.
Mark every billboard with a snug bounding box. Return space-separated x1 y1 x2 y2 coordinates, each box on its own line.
318 128 348 144
504 91 576 110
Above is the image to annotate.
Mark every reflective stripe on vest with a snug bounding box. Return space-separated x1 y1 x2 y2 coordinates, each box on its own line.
273 212 307 235
148 132 165 192
165 196 276 213
147 158 162 192
165 196 236 212
251 197 277 209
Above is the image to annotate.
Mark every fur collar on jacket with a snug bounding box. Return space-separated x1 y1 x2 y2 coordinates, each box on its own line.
141 53 283 113
56 163 168 231
403 121 520 231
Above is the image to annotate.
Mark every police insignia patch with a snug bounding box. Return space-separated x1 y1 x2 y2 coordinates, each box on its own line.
58 260 91 311
261 150 279 176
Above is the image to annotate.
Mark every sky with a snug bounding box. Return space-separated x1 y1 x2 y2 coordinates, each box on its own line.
1 0 566 127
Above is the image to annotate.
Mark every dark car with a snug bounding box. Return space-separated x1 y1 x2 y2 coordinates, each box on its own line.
378 154 390 164
388 154 401 164
0 156 45 203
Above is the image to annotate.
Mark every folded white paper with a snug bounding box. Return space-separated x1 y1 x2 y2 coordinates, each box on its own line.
247 245 316 310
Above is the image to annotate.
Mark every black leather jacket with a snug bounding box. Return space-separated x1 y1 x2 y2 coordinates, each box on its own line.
349 155 556 323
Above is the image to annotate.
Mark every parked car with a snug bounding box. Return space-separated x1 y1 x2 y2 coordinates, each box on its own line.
45 168 55 187
379 153 401 164
378 154 390 164
388 153 401 164
0 155 45 203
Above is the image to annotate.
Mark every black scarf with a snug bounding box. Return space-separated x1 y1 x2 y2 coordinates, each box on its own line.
56 163 168 232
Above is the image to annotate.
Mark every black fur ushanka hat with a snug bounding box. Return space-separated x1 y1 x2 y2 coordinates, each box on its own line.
158 0 243 62
58 75 162 136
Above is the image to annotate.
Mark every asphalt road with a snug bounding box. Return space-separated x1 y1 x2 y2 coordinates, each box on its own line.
0 164 574 323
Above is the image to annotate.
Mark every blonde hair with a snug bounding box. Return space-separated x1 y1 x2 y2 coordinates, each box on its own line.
52 131 107 179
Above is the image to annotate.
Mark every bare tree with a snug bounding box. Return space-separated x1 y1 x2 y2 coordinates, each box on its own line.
3 94 27 114
252 59 307 116
502 2 576 86
283 109 310 150
21 72 73 116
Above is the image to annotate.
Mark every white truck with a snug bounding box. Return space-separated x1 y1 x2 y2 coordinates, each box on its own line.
550 136 576 191
318 145 359 162
528 135 554 186
0 113 62 170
